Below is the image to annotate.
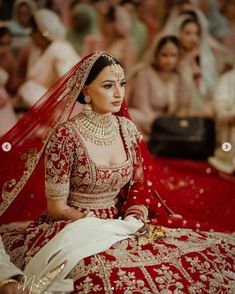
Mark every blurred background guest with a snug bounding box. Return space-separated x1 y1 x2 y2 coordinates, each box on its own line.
66 2 99 55
120 0 148 58
223 0 235 54
127 35 189 141
5 0 37 56
82 5 137 73
208 67 235 174
169 14 217 116
0 25 17 136
16 8 80 107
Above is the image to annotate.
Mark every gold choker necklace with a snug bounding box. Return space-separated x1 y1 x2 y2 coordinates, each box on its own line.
74 104 119 146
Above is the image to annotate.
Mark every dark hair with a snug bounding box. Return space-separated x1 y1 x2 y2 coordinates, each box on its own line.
30 15 38 32
154 35 180 57
180 15 201 34
0 26 12 39
119 0 140 6
77 54 123 104
105 6 116 22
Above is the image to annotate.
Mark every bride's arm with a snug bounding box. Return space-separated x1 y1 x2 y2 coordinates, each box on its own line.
119 118 159 221
45 124 85 221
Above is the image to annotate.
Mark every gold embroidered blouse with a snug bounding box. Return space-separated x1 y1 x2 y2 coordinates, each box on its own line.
45 116 149 219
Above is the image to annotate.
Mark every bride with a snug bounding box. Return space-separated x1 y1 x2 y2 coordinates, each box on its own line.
0 52 234 293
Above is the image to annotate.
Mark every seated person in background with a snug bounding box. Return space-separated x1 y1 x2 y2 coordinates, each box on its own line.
16 8 80 107
5 0 37 56
66 3 99 55
82 5 137 74
0 26 17 95
208 67 235 174
127 35 189 142
175 14 216 117
0 27 18 135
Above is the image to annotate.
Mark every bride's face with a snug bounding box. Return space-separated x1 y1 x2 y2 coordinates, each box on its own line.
85 65 126 114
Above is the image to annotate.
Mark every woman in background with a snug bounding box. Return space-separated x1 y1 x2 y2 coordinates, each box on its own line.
82 5 137 74
5 0 37 56
175 14 217 116
127 35 189 141
0 26 17 136
16 8 80 107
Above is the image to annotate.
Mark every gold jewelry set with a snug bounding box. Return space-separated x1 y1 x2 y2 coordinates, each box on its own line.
76 54 124 146
74 104 120 146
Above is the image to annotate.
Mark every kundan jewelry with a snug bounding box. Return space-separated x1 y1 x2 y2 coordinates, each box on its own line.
74 104 119 146
84 95 91 103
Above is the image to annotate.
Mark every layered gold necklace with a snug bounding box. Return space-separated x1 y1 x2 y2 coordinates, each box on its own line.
74 104 119 146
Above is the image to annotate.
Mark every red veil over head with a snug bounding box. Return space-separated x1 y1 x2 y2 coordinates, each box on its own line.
0 52 160 224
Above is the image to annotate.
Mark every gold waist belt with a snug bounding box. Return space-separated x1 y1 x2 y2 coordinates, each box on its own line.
68 190 119 209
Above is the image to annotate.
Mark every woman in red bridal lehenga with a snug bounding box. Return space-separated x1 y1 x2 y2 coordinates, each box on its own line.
0 52 234 293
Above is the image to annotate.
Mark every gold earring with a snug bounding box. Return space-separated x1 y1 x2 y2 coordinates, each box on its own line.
84 95 91 103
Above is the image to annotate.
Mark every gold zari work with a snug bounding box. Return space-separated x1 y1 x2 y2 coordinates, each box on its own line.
73 106 120 146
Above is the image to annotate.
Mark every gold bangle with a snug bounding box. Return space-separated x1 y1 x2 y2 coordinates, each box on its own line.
0 278 18 289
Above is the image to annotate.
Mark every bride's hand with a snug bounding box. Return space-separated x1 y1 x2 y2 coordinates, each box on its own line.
124 215 149 236
134 216 149 236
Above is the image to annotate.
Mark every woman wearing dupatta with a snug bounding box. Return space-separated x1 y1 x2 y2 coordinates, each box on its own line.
165 13 218 116
5 0 37 56
0 52 234 293
127 34 190 142
17 8 80 107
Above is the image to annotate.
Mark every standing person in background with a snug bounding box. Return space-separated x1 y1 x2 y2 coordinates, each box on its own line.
127 35 189 141
16 9 80 107
5 0 37 56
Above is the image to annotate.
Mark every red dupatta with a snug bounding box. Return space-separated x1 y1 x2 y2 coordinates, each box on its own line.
0 53 106 223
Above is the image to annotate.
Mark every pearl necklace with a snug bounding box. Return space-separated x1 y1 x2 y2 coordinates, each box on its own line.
74 104 119 146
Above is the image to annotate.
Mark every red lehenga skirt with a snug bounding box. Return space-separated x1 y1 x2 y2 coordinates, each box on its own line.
2 210 235 294
153 157 235 233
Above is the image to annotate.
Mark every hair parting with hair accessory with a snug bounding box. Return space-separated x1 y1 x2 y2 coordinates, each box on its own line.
0 52 160 223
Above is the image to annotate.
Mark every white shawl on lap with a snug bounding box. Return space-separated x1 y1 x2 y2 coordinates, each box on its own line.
24 216 142 293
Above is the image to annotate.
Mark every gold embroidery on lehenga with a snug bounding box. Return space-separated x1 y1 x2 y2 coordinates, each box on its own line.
66 229 235 293
68 191 119 209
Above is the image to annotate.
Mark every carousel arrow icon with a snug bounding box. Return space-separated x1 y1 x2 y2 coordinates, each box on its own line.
222 142 232 152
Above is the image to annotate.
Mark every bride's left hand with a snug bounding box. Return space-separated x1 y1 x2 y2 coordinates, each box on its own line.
124 215 149 237
134 216 149 236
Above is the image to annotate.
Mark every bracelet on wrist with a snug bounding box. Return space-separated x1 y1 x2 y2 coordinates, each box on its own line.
0 278 18 289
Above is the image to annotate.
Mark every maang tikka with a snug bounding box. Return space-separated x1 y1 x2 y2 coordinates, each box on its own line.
102 53 124 80
110 63 125 81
